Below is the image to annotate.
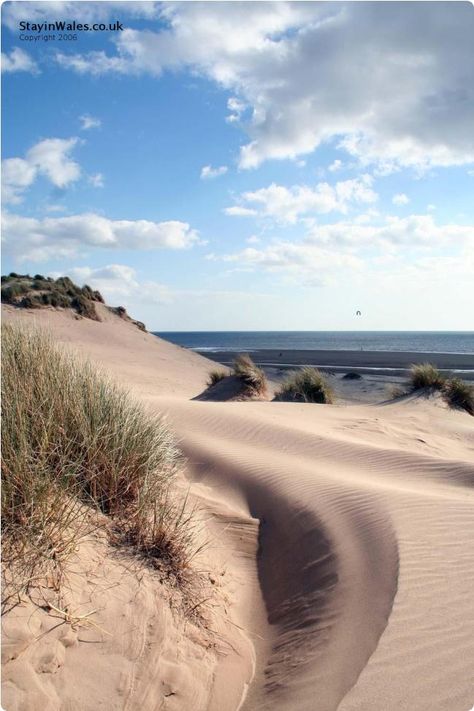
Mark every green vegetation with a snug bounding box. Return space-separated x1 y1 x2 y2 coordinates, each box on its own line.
442 378 474 416
233 354 267 396
1 273 104 321
275 367 334 404
207 369 228 387
1 325 188 611
409 362 445 391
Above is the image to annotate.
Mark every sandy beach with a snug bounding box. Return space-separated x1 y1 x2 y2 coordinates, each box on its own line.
2 303 474 711
199 348 474 378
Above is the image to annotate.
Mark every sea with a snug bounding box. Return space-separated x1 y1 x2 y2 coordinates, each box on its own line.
155 331 474 355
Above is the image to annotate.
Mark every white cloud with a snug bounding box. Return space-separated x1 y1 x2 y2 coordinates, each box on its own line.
2 212 200 262
88 173 104 188
80 114 101 130
213 213 474 285
1 47 38 74
305 214 474 248
1 158 37 204
200 164 228 180
218 242 362 287
2 137 82 203
226 175 378 224
52 3 474 171
223 206 258 218
56 51 130 75
226 96 247 123
328 159 343 172
63 264 173 305
246 235 261 244
427 203 436 212
27 138 81 188
392 193 410 206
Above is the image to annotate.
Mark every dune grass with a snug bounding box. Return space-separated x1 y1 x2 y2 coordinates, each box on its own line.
233 354 267 396
393 363 473 415
442 378 474 416
1 273 103 320
207 369 228 387
409 363 445 391
1 324 189 610
275 367 334 404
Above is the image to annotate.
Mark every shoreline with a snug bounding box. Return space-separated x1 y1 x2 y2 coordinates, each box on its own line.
197 348 474 379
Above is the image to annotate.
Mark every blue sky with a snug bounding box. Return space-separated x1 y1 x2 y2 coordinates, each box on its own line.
2 1 474 330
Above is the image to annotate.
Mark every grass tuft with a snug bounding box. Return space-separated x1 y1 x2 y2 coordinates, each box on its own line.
275 367 334 404
409 363 445 391
207 369 228 387
1 324 188 611
442 378 474 415
233 354 267 396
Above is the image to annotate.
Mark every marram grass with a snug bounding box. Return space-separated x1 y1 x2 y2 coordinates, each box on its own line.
233 354 267 395
442 377 474 416
275 367 334 404
409 362 445 391
1 324 190 610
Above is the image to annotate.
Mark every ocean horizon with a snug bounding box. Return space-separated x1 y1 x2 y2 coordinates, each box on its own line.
155 331 474 355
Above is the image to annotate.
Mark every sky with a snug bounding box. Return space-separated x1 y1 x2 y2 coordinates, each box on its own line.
2 1 474 331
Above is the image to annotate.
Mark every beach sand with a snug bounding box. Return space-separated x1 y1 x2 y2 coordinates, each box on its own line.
2 304 474 711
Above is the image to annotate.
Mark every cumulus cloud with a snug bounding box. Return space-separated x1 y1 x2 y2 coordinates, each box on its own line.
80 114 101 130
213 213 474 284
225 175 378 224
27 138 81 187
2 137 81 203
1 158 37 204
200 164 228 180
305 214 474 249
2 212 200 262
63 263 173 304
392 193 410 206
217 242 362 287
1 47 39 74
51 3 474 171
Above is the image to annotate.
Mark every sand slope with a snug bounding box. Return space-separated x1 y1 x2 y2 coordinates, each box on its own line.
1 304 213 399
2 305 474 710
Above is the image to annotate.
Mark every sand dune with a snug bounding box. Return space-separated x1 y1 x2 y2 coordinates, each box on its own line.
2 305 474 710
160 398 474 710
